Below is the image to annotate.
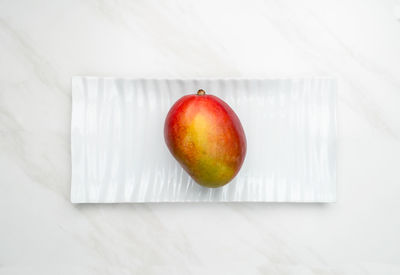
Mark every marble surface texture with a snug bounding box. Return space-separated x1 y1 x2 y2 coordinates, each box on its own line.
0 0 399 274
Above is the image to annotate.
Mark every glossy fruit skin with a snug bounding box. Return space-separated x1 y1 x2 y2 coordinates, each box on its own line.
164 92 246 188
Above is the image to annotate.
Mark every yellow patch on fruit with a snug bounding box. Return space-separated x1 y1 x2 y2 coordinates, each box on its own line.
190 114 209 149
180 113 235 187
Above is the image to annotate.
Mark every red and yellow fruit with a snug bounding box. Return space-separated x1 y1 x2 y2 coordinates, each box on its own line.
164 89 246 188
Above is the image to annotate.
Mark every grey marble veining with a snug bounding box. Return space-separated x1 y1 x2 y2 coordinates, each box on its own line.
1 0 400 274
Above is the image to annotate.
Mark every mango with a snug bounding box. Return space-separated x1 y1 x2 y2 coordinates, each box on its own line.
164 89 246 188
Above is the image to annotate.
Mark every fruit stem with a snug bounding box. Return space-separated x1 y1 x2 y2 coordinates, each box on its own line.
197 89 206 95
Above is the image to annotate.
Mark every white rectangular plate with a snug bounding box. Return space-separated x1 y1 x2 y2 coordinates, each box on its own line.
71 77 336 203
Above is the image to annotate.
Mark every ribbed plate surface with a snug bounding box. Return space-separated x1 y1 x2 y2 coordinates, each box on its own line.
71 77 336 203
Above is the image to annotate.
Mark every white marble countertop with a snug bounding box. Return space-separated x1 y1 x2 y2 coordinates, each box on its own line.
1 0 400 274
